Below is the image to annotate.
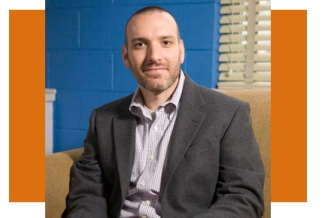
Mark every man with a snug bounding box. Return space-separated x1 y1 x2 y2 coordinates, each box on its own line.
64 6 265 218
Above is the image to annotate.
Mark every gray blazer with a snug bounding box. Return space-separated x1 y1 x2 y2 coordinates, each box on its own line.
65 75 265 218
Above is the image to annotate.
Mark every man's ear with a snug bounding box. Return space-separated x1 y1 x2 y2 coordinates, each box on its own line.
122 45 130 68
180 39 185 64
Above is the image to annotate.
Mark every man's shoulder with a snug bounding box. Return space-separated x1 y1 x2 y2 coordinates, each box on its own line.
95 93 134 114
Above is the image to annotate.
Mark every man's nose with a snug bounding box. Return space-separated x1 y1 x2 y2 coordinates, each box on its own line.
146 43 161 62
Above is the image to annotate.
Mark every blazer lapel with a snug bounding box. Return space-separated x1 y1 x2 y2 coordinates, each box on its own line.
161 75 206 193
112 98 137 202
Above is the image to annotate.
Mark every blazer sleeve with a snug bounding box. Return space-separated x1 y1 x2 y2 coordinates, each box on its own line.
63 109 109 218
195 102 265 218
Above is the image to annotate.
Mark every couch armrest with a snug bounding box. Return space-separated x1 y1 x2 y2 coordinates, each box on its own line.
218 89 270 218
46 148 83 218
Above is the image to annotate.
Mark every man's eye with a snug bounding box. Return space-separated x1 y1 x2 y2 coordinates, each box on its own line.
135 42 145 47
163 41 170 45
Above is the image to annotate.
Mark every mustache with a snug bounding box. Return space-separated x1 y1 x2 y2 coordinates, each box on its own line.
141 61 168 71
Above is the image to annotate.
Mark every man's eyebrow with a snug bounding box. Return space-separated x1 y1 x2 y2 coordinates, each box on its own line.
158 35 178 42
130 35 176 43
160 35 176 39
130 37 147 43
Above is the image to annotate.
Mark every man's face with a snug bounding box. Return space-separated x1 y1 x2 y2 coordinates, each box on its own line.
122 11 185 93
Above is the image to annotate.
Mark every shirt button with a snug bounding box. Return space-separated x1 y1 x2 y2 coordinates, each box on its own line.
150 155 155 160
146 200 151 205
140 181 146 187
141 216 147 218
153 125 158 131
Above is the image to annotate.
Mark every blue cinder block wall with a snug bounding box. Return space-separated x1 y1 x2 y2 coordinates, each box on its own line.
46 0 221 152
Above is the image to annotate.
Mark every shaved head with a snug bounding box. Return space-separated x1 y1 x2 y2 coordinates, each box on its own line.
124 6 181 47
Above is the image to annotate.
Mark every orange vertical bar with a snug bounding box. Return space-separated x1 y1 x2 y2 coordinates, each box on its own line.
9 10 45 202
271 10 307 202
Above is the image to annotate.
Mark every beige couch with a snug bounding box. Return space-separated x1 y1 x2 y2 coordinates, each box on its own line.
46 89 270 218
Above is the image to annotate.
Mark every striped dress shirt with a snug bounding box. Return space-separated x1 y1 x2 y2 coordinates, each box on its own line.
120 72 185 218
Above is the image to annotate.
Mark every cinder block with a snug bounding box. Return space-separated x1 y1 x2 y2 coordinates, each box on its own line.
186 50 219 88
46 8 79 49
112 50 138 92
48 50 113 91
53 129 86 152
54 90 80 129
165 3 219 50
